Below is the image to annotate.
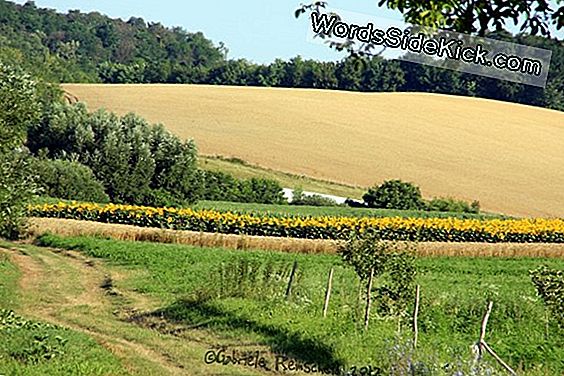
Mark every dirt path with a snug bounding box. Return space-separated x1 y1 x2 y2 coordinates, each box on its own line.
2 245 266 376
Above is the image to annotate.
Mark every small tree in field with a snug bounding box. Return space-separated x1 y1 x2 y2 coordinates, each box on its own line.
363 179 425 210
339 229 417 321
0 62 41 239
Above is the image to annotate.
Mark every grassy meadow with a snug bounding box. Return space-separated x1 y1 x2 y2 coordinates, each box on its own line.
62 83 564 218
23 234 564 375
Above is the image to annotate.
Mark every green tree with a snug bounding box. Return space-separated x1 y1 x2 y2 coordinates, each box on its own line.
339 229 417 317
363 179 425 210
149 124 199 203
0 62 41 239
376 0 564 37
33 158 109 203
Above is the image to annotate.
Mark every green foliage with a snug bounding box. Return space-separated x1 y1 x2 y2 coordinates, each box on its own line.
32 158 109 203
207 258 296 301
27 102 200 206
0 310 67 364
198 170 286 204
149 124 199 203
28 101 285 206
363 181 481 214
291 188 340 207
237 177 286 205
0 62 41 239
97 61 146 83
375 0 563 37
141 188 187 208
530 266 564 328
339 230 417 316
0 62 40 152
363 180 425 210
0 152 38 240
426 197 480 214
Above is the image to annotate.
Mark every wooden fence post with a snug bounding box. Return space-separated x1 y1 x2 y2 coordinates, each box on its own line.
413 285 421 349
475 301 517 376
323 267 334 318
285 260 298 300
364 267 374 330
478 301 494 360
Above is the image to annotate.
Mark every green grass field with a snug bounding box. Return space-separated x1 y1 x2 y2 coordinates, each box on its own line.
34 234 564 375
193 200 505 220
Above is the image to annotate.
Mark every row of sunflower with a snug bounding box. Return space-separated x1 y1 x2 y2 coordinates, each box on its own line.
28 202 564 243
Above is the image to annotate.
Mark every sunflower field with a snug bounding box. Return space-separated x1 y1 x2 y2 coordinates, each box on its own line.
28 202 564 243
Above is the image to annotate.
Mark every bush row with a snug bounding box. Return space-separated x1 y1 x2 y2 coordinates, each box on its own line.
361 180 480 214
28 102 285 207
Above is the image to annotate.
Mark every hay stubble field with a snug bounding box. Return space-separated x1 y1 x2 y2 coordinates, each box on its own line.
63 84 564 218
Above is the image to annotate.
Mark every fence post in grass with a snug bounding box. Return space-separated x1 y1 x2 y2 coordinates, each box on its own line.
285 260 298 300
478 301 494 360
474 301 516 376
364 267 374 330
413 285 420 349
322 267 334 318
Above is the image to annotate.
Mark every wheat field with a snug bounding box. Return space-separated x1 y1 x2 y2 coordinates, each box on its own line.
62 84 564 218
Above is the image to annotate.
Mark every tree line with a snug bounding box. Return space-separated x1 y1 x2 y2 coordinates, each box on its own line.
28 101 287 207
0 1 562 111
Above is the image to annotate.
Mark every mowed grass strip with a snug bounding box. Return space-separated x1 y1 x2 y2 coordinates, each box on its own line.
34 234 564 375
62 83 564 217
29 218 564 258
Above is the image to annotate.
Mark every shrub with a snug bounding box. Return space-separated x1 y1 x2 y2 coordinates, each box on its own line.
237 177 286 204
425 197 480 214
363 180 425 210
530 266 564 328
199 170 240 202
141 188 188 208
291 188 340 207
198 171 286 204
33 158 109 203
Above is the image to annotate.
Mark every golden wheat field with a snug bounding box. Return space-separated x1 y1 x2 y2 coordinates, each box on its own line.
62 84 564 218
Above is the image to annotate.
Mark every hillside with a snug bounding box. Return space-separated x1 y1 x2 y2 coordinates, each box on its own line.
62 84 564 217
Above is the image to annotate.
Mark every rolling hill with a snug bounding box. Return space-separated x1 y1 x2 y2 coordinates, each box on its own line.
62 84 564 218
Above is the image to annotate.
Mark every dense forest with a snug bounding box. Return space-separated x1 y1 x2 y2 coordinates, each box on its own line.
0 0 562 111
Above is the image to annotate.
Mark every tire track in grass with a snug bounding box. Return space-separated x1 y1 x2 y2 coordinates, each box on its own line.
3 246 266 376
